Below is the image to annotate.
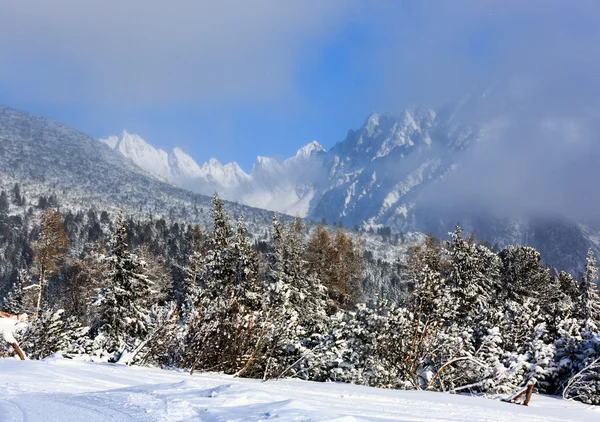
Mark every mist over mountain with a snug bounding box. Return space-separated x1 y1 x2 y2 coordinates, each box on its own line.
101 81 600 273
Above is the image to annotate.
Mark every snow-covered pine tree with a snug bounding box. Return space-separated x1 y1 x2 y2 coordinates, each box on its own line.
2 269 28 314
231 215 261 311
499 245 551 303
22 309 90 360
251 213 300 378
196 194 235 305
97 212 153 357
182 198 259 374
555 249 600 404
578 249 600 328
559 271 580 310
285 217 328 333
412 264 449 324
446 225 498 319
0 190 9 215
181 237 204 315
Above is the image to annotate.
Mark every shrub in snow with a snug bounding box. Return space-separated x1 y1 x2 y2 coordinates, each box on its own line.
21 309 90 359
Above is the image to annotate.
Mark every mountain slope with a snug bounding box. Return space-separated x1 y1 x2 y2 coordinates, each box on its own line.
101 95 600 273
0 104 409 260
0 106 287 236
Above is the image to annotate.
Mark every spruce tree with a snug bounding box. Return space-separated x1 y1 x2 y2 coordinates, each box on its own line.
578 249 600 328
181 236 204 313
11 183 23 206
0 190 9 215
231 215 261 310
285 217 327 332
196 194 234 304
98 212 153 354
447 225 497 319
182 199 260 374
2 269 28 314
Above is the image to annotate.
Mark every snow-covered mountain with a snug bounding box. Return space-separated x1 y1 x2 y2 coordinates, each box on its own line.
1 94 597 273
102 105 471 229
101 86 600 273
100 131 325 216
0 105 287 237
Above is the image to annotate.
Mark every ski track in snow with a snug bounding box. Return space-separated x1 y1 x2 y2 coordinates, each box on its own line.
0 358 598 422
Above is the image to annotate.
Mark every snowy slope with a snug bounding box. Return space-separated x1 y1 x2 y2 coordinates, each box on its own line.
1 358 597 422
0 105 309 244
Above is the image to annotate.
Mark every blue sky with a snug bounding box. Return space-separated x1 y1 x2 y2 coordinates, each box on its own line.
1 1 598 171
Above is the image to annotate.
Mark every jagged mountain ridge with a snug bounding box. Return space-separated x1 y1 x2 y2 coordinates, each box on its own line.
101 96 600 273
100 131 324 216
0 104 411 263
101 105 477 232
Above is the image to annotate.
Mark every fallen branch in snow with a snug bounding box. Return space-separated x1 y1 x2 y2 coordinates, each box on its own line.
427 356 487 391
562 358 600 400
274 347 319 381
503 380 535 406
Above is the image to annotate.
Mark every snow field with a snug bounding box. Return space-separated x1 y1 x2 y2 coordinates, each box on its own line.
0 358 598 422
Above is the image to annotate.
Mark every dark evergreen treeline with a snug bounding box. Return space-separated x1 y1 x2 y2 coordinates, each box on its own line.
1 190 599 405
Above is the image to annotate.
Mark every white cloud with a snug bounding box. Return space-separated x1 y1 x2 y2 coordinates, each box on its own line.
0 0 357 106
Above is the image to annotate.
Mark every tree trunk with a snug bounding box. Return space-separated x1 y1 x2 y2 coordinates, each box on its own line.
10 342 25 360
36 268 45 318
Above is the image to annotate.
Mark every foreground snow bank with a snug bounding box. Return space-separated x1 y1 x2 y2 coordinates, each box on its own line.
0 359 597 421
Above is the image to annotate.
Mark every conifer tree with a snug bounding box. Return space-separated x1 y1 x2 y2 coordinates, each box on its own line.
559 271 580 306
196 194 234 304
578 249 600 328
231 215 261 310
499 245 550 301
181 236 204 312
305 225 363 312
285 217 327 332
22 309 90 360
98 212 153 354
11 183 23 206
447 225 498 319
182 199 260 375
264 213 292 311
412 264 449 324
0 190 9 215
257 213 298 376
2 269 28 314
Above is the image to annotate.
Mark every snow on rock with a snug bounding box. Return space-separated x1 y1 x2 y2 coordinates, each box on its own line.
0 359 597 422
100 130 173 181
291 140 325 159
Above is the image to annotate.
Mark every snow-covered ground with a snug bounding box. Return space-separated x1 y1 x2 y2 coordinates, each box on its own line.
0 359 597 421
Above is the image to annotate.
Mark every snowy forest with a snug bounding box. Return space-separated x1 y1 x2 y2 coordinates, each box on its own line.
1 185 599 406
